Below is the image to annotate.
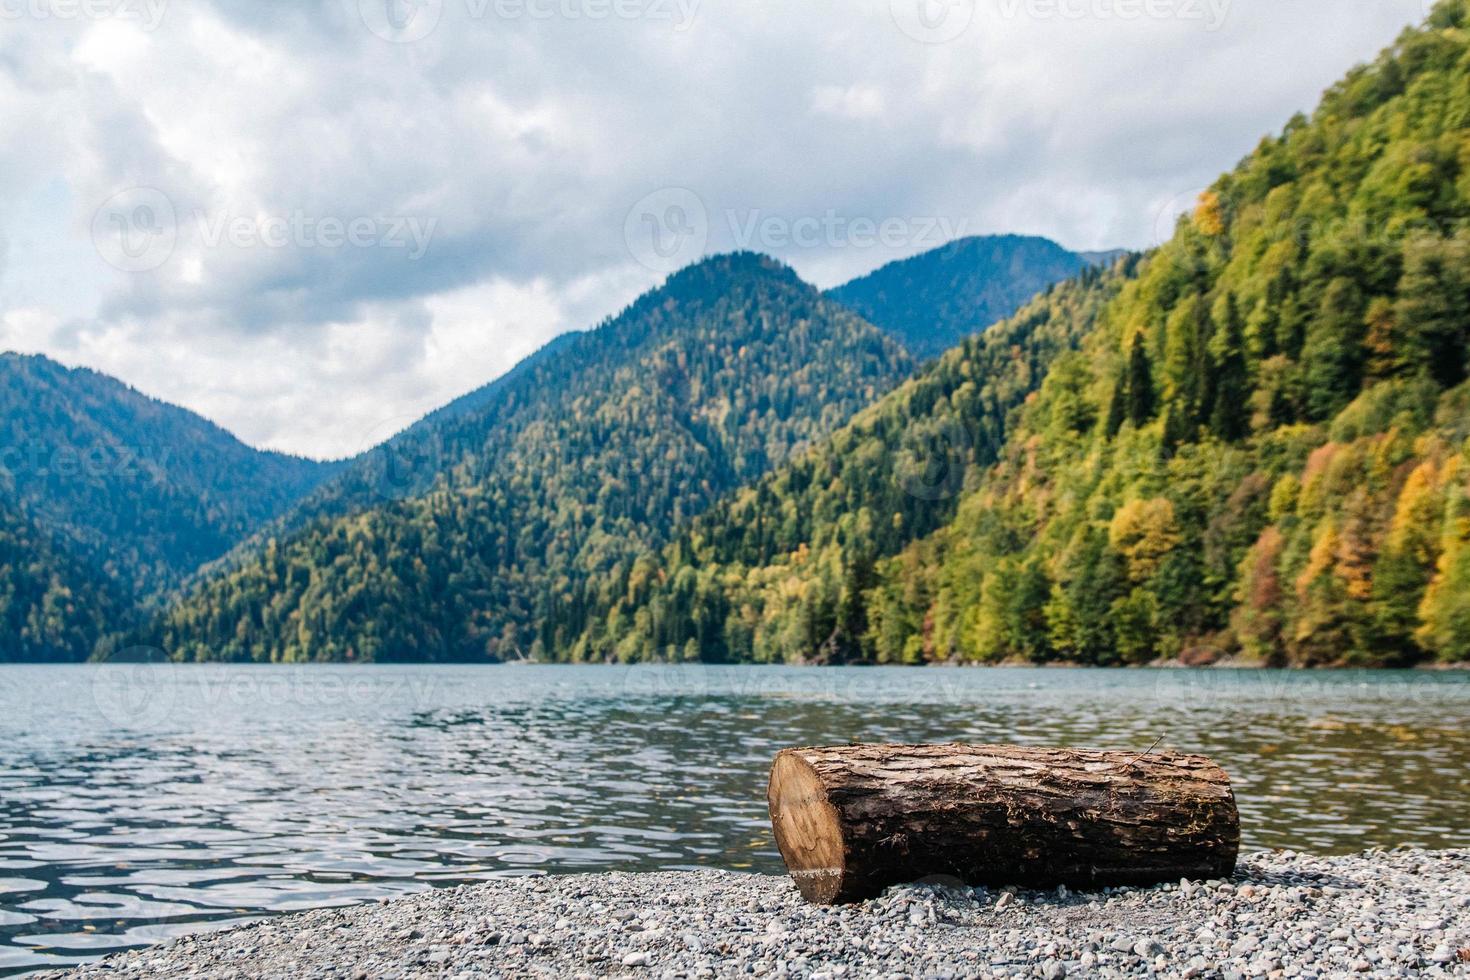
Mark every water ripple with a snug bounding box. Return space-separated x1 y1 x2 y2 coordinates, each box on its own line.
0 664 1467 975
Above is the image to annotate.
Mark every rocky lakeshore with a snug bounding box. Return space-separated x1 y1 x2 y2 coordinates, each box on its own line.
49 849 1469 980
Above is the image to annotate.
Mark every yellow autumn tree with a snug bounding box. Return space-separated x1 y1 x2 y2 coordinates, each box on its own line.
1108 498 1181 582
1416 457 1470 661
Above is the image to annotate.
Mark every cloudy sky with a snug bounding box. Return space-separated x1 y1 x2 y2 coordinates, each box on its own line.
0 0 1433 459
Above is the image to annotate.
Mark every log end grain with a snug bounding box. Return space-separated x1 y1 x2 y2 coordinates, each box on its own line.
766 750 847 904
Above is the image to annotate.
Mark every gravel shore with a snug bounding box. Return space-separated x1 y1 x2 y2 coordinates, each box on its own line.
51 849 1468 979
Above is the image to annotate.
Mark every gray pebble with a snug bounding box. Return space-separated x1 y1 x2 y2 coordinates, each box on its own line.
34 848 1470 980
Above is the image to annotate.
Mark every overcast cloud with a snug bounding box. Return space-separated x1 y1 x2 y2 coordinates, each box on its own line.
0 0 1432 458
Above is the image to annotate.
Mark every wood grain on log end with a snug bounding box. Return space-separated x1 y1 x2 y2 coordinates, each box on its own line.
767 750 847 903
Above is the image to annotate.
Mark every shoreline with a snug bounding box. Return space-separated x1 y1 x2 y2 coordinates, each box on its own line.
29 659 1470 670
47 849 1469 979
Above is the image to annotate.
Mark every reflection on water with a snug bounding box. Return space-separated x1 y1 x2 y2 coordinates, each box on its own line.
0 665 1467 975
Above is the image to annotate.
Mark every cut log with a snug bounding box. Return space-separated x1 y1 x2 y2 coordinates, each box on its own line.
767 743 1239 904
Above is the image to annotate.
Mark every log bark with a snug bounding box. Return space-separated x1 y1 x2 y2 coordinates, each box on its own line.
767 743 1239 904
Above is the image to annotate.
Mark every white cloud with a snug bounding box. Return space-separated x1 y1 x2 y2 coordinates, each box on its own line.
0 0 1435 457
812 84 886 120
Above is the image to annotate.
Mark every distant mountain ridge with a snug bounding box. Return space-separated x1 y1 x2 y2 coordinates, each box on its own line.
0 353 340 602
3 230 1102 662
827 235 1114 359
154 253 916 662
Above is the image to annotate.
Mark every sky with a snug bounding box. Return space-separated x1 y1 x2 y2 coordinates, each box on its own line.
0 0 1436 459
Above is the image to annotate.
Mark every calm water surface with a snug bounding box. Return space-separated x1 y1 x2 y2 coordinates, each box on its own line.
1 664 1467 975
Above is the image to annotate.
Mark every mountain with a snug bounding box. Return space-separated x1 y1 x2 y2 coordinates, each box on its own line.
549 258 1132 662
0 353 340 604
0 501 122 663
263 330 589 537
282 234 1108 535
554 3 1470 668
827 235 1109 359
1078 249 1129 267
856 5 1470 668
156 254 915 662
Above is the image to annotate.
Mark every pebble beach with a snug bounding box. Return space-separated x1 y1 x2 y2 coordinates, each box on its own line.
42 848 1470 980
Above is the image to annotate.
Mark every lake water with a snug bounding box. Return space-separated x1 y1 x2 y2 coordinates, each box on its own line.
1 664 1467 975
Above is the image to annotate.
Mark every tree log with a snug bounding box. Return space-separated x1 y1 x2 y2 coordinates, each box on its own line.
767 743 1239 904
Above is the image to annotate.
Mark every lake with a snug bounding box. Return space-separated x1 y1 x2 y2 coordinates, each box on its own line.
1 664 1467 975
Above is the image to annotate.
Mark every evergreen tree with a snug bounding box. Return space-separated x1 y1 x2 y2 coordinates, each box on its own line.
1125 333 1156 427
1303 277 1367 421
1104 375 1128 438
1209 294 1250 441
1394 232 1470 387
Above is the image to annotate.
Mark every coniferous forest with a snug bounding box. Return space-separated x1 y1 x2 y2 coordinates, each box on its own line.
0 502 120 662
4 6 1470 667
153 256 916 662
556 6 1470 668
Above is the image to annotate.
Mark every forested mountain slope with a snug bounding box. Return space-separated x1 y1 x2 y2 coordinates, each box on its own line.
858 4 1470 667
270 331 586 534
213 234 1090 550
0 502 122 662
550 259 1134 662
828 235 1104 359
157 254 914 662
560 3 1470 667
0 353 338 602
